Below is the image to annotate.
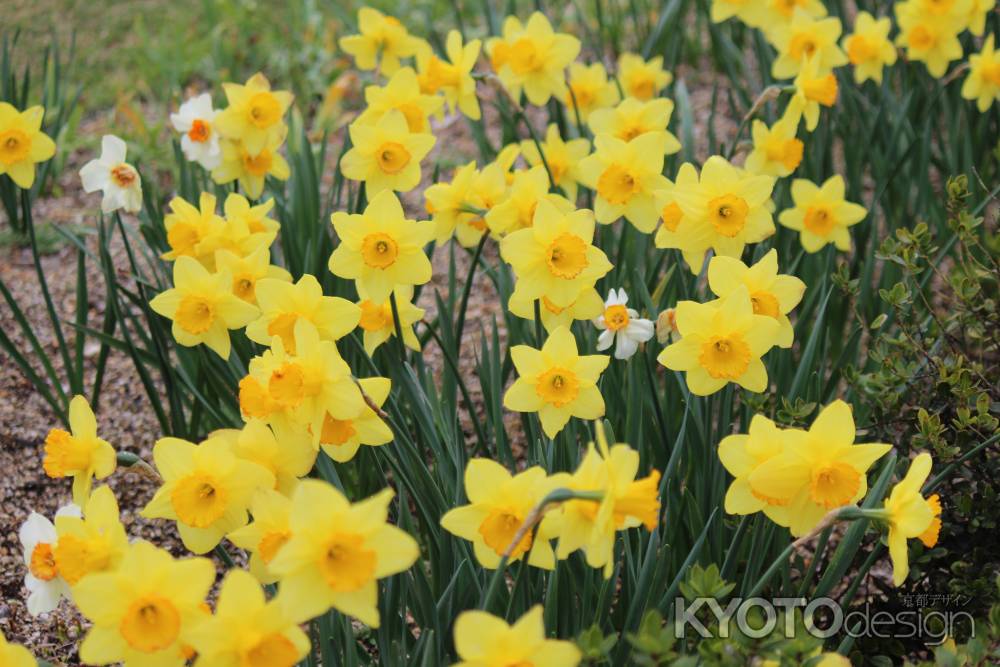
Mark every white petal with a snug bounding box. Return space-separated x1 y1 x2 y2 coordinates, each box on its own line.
79 161 109 193
615 335 639 359
101 135 128 163
596 329 615 351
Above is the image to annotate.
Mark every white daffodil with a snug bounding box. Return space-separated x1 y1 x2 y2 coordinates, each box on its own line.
593 288 655 360
18 504 81 615
170 92 221 170
79 135 143 213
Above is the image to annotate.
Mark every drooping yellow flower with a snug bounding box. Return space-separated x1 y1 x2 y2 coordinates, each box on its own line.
718 414 801 519
509 285 604 333
53 485 128 588
245 273 360 353
215 73 293 157
747 400 891 536
486 12 581 106
341 110 435 195
228 489 293 584
882 453 941 585
317 376 393 463
894 2 964 78
74 541 214 667
416 29 482 120
965 0 992 35
212 132 291 200
707 249 805 348
441 459 569 569
239 319 366 449
161 192 227 265
141 435 274 554
356 285 424 356
215 246 291 306
268 479 419 626
666 156 776 272
503 326 610 438
0 629 35 667
425 161 485 246
578 133 672 232
186 568 309 667
0 102 56 189
657 286 781 395
785 54 839 131
769 14 847 80
356 67 444 134
778 175 867 252
224 418 316 497
841 12 897 85
587 97 681 152
557 434 661 577
617 53 673 100
43 395 116 507
329 189 435 303
451 606 582 667
484 165 573 236
339 7 422 75
744 116 804 177
962 35 1000 112
500 200 612 308
520 124 590 202
149 256 260 359
564 62 620 121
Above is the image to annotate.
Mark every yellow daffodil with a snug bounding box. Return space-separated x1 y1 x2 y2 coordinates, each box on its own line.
785 54 839 131
520 124 590 201
744 116 804 177
578 133 672 232
0 102 56 189
341 110 436 195
881 452 941 585
245 273 360 352
329 189 435 303
317 376 393 463
962 35 1000 112
356 67 444 133
557 433 661 577
228 489 292 584
425 161 486 246
186 568 309 667
239 319 365 449
564 62 620 121
53 485 128 588
747 400 891 536
778 174 866 252
215 73 293 156
718 414 801 519
707 249 805 348
212 131 291 200
617 53 672 100
587 97 681 151
500 201 612 308
339 7 422 75
769 14 847 80
657 286 781 395
416 29 482 120
711 0 767 27
224 418 316 496
965 0 992 35
161 192 226 265
141 435 274 553
667 156 776 271
268 479 419 626
484 165 573 236
503 326 610 437
451 606 582 667
149 256 259 359
441 459 569 569
743 0 827 33
894 2 963 78
74 541 214 667
215 246 291 306
842 12 897 85
356 285 424 356
42 395 116 507
486 12 581 105
0 630 35 667
509 285 604 333
224 192 280 244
